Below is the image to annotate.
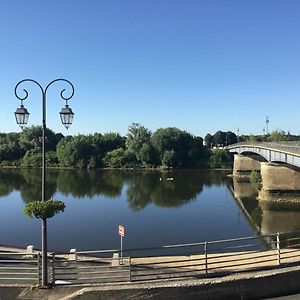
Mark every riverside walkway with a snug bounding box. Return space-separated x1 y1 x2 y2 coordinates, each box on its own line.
1 230 300 286
1 231 300 299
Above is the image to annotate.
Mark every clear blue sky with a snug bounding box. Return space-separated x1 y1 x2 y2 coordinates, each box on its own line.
0 0 299 138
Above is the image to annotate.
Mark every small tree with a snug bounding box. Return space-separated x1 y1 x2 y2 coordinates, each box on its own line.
209 149 232 168
126 123 151 161
250 170 262 190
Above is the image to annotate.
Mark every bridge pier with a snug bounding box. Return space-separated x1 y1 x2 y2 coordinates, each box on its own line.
258 162 300 234
258 162 300 204
233 154 262 178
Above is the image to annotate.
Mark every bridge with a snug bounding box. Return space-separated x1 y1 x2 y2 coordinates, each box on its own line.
226 142 300 168
225 142 300 203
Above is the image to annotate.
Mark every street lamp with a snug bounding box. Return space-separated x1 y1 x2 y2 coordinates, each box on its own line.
14 79 75 287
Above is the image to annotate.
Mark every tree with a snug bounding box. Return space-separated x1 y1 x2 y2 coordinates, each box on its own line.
151 127 205 168
268 130 288 142
126 123 151 161
247 134 258 142
21 150 58 167
104 148 136 168
213 131 226 147
0 132 24 162
57 135 96 168
209 149 232 168
204 133 213 148
97 132 125 154
19 126 58 153
162 150 177 168
139 143 158 166
225 131 237 145
56 133 125 168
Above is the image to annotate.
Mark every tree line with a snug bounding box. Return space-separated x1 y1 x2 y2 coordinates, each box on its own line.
7 124 277 169
0 124 234 169
204 129 300 146
1 124 297 169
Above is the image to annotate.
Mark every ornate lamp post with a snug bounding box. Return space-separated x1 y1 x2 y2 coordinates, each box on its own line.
14 79 75 287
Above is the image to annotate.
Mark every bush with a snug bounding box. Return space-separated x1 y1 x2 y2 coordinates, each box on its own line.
250 170 262 190
104 148 137 168
0 159 21 167
208 149 232 168
21 151 58 167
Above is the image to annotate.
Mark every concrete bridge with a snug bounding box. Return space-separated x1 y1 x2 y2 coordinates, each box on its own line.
226 142 300 203
226 142 300 168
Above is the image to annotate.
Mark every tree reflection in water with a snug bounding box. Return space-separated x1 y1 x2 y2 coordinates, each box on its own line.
0 169 231 210
0 169 23 197
126 170 231 210
56 170 125 199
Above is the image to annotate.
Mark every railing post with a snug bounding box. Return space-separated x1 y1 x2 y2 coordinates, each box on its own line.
204 242 208 275
129 257 132 282
37 253 41 286
51 253 55 285
277 232 281 266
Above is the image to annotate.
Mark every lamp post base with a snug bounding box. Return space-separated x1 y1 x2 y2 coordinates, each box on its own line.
38 284 51 289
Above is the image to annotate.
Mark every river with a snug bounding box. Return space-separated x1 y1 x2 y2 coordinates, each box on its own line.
0 169 299 252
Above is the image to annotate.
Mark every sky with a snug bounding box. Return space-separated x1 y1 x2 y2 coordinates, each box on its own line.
0 0 300 138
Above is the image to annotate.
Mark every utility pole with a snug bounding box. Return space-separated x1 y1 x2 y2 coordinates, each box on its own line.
265 116 269 135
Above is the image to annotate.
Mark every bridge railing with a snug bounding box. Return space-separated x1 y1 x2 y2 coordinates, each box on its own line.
226 141 300 150
2 230 300 286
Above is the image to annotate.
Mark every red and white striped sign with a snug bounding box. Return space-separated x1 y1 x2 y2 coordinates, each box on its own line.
119 225 125 237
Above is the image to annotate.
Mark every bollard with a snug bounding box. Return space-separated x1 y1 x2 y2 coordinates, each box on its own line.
25 245 34 258
69 249 77 261
112 252 120 266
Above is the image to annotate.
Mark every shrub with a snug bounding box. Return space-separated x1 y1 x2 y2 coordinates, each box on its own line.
209 149 232 168
250 170 262 190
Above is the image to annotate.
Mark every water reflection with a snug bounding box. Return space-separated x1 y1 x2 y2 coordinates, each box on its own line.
57 170 125 198
0 169 257 250
3 167 300 236
0 169 228 209
126 171 206 210
230 177 300 235
0 169 23 197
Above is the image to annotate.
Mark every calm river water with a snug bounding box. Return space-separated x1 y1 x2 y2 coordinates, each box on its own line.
0 169 299 252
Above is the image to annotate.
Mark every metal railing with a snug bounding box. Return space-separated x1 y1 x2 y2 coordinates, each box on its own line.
1 230 300 286
52 250 131 285
226 142 300 155
0 252 40 285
